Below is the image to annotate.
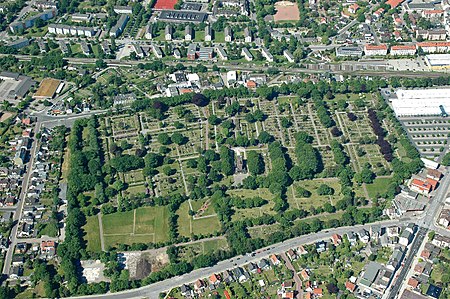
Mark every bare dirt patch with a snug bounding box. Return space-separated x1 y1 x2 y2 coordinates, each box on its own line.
120 248 170 280
274 1 300 22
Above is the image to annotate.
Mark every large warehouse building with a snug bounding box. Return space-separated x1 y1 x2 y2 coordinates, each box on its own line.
391 88 450 116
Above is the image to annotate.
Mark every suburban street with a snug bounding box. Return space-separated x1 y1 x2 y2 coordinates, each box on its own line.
2 120 42 275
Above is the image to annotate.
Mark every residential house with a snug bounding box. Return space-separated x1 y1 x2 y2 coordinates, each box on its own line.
247 262 259 274
300 269 310 280
410 178 433 195
431 234 450 248
180 284 191 296
364 44 388 56
357 229 370 243
270 254 281 266
346 232 358 245
316 240 327 253
438 209 450 228
345 281 356 292
232 267 249 282
387 246 405 271
241 47 253 61
427 169 442 181
331 234 342 246
165 25 173 41
223 270 234 283
209 273 221 285
399 229 414 246
284 50 295 63
258 258 270 270
185 25 193 41
261 47 274 62
287 249 298 261
390 45 416 56
244 27 252 43
194 279 206 293
408 277 420 289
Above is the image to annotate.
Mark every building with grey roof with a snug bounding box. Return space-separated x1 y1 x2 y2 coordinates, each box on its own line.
185 25 193 41
165 25 173 40
216 45 228 60
159 10 207 23
205 26 212 41
241 47 253 61
224 26 232 42
110 14 129 37
336 46 363 57
360 261 382 287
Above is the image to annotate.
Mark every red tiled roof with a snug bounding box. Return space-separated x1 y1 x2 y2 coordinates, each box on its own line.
386 0 405 8
365 44 388 50
391 45 416 50
345 281 356 292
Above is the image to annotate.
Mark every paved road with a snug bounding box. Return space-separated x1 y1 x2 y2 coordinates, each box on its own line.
387 227 427 299
2 121 41 275
67 220 402 299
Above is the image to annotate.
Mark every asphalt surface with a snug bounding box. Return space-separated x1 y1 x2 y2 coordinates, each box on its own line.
387 227 427 299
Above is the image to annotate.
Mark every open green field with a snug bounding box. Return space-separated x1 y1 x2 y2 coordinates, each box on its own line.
287 179 342 210
366 177 392 199
177 201 221 237
85 206 171 250
83 215 102 252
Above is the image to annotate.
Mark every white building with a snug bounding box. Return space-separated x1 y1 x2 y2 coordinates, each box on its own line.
284 49 295 62
244 27 252 43
113 6 132 14
261 47 273 62
390 45 416 56
205 26 212 42
425 54 450 70
241 48 253 61
364 44 388 56
391 88 450 116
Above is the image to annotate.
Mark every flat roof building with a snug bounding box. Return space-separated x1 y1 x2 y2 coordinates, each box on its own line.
392 88 450 116
159 10 207 23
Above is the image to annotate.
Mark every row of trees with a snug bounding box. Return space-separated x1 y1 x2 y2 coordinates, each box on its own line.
368 109 393 162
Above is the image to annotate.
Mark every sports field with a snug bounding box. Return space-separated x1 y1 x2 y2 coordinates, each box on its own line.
274 1 300 22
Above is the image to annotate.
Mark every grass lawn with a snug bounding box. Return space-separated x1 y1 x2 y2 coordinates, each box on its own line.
83 215 102 252
191 216 221 236
70 43 82 54
178 238 228 261
366 177 392 198
102 210 134 235
177 201 221 237
100 206 170 248
214 31 225 42
287 179 342 209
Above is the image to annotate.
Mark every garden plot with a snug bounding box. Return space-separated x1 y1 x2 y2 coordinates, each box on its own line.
258 100 285 144
122 169 146 185
155 170 184 197
110 115 140 139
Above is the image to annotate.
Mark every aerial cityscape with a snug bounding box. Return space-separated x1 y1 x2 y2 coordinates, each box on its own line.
0 0 449 298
